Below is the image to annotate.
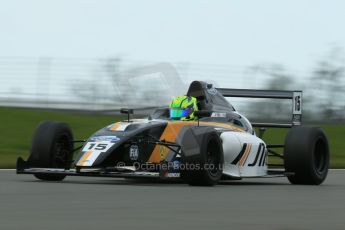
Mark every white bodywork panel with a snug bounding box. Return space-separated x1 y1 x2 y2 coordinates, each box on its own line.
221 131 267 178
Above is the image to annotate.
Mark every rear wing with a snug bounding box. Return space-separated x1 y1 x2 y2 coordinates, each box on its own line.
216 88 302 128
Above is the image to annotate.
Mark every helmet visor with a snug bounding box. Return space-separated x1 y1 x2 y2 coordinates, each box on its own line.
169 108 192 119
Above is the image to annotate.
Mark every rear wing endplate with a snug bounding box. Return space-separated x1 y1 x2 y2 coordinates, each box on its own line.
216 88 302 128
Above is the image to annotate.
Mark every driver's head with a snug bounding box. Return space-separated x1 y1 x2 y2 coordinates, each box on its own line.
169 95 198 121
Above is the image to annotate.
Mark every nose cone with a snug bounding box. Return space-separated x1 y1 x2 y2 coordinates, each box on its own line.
74 119 169 167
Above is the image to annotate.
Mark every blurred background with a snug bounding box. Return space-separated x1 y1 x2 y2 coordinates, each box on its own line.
0 0 344 167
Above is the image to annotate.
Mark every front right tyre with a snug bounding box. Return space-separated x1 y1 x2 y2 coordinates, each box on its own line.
181 131 224 186
28 121 74 181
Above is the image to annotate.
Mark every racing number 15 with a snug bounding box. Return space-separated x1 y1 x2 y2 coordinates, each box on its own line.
85 143 108 150
87 143 108 151
82 142 114 153
295 95 301 112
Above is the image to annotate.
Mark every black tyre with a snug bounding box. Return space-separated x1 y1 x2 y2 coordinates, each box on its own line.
181 131 224 186
28 121 74 181
284 126 329 185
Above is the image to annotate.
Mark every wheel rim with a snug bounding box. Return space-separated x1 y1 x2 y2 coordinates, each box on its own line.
54 134 71 168
206 139 221 177
314 138 327 175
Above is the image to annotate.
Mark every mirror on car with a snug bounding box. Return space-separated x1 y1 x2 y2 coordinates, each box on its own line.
120 108 134 115
120 108 134 122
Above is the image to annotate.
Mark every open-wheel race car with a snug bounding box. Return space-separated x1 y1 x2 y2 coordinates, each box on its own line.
17 81 329 186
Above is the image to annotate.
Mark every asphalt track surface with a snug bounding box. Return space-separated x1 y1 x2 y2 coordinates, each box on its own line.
1 170 345 230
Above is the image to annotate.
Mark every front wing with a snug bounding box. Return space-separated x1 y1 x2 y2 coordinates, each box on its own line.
17 157 291 180
16 157 180 179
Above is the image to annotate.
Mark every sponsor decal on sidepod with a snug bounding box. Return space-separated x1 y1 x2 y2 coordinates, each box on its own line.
90 136 120 142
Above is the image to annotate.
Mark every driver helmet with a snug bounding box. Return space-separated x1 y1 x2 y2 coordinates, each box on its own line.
169 95 198 121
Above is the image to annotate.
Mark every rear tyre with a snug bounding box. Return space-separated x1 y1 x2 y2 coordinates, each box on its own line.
28 121 74 181
181 131 223 186
284 126 329 185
